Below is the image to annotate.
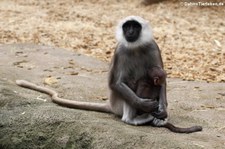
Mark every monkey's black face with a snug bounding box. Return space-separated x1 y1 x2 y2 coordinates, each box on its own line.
122 20 142 42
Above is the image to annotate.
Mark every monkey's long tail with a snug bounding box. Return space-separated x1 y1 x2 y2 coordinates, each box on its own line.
16 80 112 113
164 122 202 133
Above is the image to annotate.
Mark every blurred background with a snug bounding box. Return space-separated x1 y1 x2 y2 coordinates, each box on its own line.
0 0 224 82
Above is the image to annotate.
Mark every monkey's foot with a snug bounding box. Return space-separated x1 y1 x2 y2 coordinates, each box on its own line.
152 118 168 126
122 113 155 126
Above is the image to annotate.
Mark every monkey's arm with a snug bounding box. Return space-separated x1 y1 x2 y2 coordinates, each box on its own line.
150 41 168 119
110 82 158 113
153 83 168 119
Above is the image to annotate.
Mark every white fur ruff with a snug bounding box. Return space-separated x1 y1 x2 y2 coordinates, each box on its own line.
116 16 153 49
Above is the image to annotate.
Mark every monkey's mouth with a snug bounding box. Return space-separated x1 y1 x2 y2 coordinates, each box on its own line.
125 36 138 42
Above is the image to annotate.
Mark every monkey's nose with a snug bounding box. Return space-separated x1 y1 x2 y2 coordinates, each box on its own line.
128 31 134 36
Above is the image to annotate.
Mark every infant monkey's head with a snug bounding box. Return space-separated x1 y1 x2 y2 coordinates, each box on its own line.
148 67 167 86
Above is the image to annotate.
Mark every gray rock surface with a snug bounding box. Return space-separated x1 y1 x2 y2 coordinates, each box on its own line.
0 44 225 149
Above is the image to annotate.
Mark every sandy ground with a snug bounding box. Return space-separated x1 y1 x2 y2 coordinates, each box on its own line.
0 0 225 82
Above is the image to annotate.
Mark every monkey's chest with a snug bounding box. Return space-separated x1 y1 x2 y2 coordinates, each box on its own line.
124 63 149 81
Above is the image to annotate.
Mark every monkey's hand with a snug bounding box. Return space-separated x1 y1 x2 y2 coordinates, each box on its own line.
152 104 168 119
138 98 159 113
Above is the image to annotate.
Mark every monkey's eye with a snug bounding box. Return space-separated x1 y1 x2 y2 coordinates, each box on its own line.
133 23 141 29
122 24 130 32
122 20 141 32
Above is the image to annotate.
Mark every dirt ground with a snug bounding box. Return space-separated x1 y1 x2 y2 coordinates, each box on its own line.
0 0 225 82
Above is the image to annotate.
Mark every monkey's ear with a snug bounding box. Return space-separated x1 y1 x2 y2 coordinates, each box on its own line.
154 77 159 86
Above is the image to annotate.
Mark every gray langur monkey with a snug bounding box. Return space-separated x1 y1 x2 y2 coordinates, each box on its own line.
16 16 202 133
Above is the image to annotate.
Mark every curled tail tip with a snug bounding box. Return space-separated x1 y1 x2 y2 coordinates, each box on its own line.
187 126 203 133
16 80 25 85
16 80 32 86
195 126 203 132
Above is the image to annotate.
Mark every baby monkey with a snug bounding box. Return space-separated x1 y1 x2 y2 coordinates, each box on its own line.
136 66 166 99
128 66 202 133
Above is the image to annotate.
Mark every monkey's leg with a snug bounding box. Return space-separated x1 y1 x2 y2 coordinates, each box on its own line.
122 102 154 126
154 84 168 119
